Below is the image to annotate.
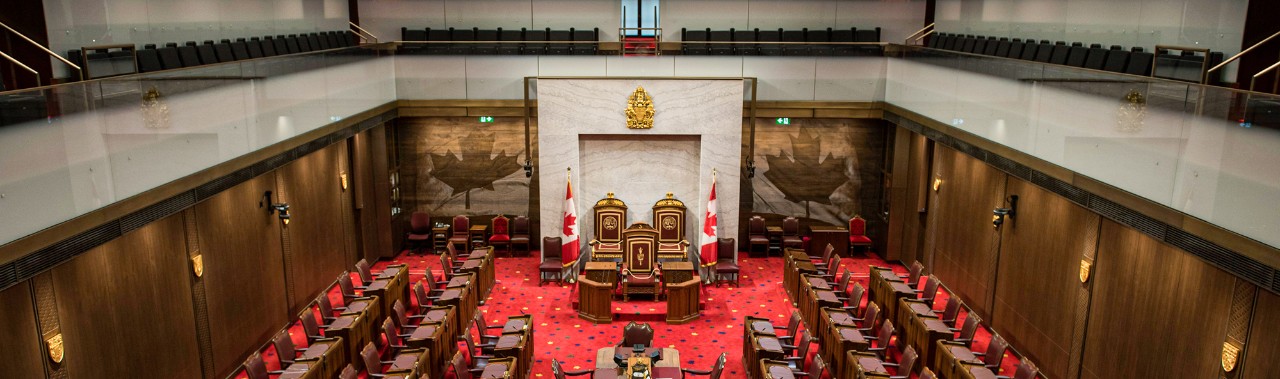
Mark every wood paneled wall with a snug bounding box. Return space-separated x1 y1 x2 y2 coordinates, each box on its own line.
993 177 1099 379
0 282 45 379
1082 220 1235 378
196 173 289 376
278 143 352 312
1243 290 1280 379
927 145 1006 316
52 214 201 378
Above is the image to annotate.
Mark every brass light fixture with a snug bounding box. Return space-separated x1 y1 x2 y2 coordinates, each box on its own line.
1079 259 1092 283
141 87 170 129
262 191 291 225
1222 342 1241 372
1116 89 1146 133
192 254 204 278
46 333 64 363
340 172 349 191
932 177 943 192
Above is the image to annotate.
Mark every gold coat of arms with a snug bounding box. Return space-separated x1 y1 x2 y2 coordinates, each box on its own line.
47 333 64 363
1222 342 1240 372
626 86 654 129
1079 259 1092 284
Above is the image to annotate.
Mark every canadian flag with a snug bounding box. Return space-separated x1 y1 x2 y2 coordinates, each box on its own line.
562 176 580 265
699 173 718 267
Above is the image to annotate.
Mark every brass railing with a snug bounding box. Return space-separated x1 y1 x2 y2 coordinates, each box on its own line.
0 20 82 81
0 50 39 85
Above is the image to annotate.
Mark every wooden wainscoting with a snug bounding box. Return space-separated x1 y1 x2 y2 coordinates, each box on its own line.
277 143 352 313
0 282 44 379
52 214 202 378
195 174 289 377
1242 290 1280 379
1081 220 1235 379
993 177 1101 379
927 145 1007 317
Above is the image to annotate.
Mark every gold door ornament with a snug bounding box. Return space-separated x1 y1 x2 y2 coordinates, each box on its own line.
47 333 64 363
1222 342 1240 372
1079 259 1092 283
625 86 654 129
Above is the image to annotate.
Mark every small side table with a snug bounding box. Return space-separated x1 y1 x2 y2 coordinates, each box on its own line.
431 226 449 254
766 226 783 256
469 225 488 249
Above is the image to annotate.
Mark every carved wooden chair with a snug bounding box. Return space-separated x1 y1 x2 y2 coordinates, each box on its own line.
848 215 872 254
615 321 655 348
619 222 662 301
589 193 628 260
540 236 565 286
713 237 739 286
748 216 770 256
448 215 471 252
652 193 690 260
510 215 532 256
488 215 511 256
781 216 803 249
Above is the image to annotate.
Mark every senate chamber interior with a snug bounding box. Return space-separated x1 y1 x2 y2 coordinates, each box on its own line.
2 1 1280 379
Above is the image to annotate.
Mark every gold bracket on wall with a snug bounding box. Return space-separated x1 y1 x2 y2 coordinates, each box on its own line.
192 253 204 278
1079 259 1092 284
46 333 64 363
1222 342 1241 372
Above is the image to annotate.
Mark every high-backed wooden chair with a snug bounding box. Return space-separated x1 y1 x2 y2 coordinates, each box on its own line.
448 215 471 251
510 215 532 256
713 237 739 286
488 215 511 256
848 215 871 254
781 216 803 249
590 193 628 260
620 222 661 301
748 216 769 256
652 193 690 260
615 321 655 348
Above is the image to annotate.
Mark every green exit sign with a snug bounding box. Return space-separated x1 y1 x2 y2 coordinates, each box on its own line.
775 117 791 125
479 116 495 123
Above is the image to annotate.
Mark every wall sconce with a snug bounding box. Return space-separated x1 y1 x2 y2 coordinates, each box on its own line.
932 177 942 192
192 254 204 278
339 172 349 191
1222 342 1241 372
992 195 1018 228
1078 259 1091 283
262 191 291 225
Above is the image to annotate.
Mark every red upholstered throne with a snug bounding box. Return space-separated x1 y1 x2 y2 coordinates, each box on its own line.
488 215 511 256
652 193 690 261
848 215 871 253
589 193 628 260
619 222 661 301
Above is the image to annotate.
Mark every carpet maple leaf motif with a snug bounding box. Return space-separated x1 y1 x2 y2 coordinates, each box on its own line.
429 131 522 209
763 127 847 217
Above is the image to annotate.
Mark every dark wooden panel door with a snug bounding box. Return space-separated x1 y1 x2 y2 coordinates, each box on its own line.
52 214 201 378
278 142 351 312
0 282 45 379
1082 220 1234 379
993 177 1100 379
1243 290 1280 379
926 145 1006 317
195 174 288 377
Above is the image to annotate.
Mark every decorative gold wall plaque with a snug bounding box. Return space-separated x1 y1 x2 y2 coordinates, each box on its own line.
192 254 204 278
47 333 64 363
1079 259 1092 283
1222 342 1240 372
625 86 654 129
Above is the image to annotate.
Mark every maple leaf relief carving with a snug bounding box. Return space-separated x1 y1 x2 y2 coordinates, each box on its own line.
762 127 848 218
428 131 522 209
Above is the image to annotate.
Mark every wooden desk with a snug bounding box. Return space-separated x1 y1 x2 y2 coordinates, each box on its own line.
848 351 891 379
461 254 494 303
914 317 952 373
406 322 449 379
578 276 613 323
784 249 818 305
495 332 531 379
868 266 903 311
807 225 849 258
367 264 408 322
385 348 429 378
935 340 978 379
960 363 997 379
435 284 473 338
479 357 518 379
767 226 783 256
898 299 936 341
469 225 488 248
324 314 370 371
665 275 700 324
745 334 785 379
341 296 382 341
881 281 915 331
760 359 797 379
295 337 345 379
278 361 319 379
584 261 619 285
831 325 870 376
662 261 696 285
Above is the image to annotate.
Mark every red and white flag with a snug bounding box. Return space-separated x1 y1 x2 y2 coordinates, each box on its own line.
699 173 718 267
562 174 580 265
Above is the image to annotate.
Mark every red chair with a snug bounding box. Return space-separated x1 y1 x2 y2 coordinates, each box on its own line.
448 215 470 251
404 211 431 254
848 215 871 254
488 215 511 256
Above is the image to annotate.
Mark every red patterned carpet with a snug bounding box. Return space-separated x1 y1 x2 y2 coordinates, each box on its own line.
244 250 1020 378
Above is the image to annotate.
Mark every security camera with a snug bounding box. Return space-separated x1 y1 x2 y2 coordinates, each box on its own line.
993 208 1010 227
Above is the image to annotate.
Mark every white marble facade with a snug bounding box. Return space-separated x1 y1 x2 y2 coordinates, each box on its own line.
537 79 743 262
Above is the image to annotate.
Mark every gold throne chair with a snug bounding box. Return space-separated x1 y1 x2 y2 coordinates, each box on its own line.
620 222 662 301
652 193 690 261
589 193 628 260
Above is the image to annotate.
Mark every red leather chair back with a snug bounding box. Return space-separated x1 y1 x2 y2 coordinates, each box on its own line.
272 332 297 363
452 350 473 379
849 281 866 314
512 215 530 235
898 345 919 375
543 237 562 259
749 216 766 235
413 282 430 310
382 317 402 346
355 259 373 284
621 321 655 348
410 211 431 234
877 320 895 348
920 368 938 379
242 352 269 379
716 238 735 260
958 314 981 343
863 302 881 330
337 273 357 298
452 215 470 236
299 311 321 341
782 217 799 235
392 300 409 329
808 354 827 379
317 295 337 318
1014 360 1041 379
984 335 1009 367
338 364 358 379
360 342 382 375
492 215 509 236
